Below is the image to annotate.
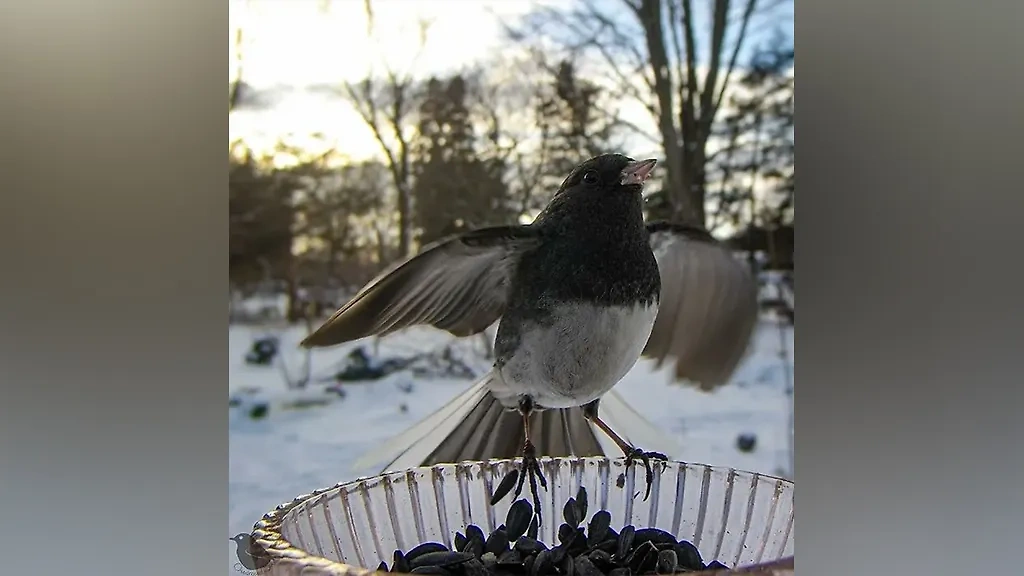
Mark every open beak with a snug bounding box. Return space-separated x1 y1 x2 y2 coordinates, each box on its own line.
620 159 657 186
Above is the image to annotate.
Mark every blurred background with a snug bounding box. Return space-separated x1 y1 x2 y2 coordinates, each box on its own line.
228 0 792 571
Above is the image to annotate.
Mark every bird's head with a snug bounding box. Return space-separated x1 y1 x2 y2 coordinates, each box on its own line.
555 153 657 197
537 153 657 227
230 533 250 545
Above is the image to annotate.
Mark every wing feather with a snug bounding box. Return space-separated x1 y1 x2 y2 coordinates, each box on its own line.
643 222 760 390
301 226 539 348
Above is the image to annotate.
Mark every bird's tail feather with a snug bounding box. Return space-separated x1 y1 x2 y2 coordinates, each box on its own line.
351 374 494 472
355 373 683 474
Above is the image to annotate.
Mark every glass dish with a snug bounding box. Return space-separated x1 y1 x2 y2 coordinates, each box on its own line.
251 457 794 575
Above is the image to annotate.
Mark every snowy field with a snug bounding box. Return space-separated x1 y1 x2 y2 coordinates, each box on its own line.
228 314 793 574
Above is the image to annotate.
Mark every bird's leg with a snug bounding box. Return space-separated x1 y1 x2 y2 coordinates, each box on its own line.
516 396 547 519
490 396 548 520
582 399 667 501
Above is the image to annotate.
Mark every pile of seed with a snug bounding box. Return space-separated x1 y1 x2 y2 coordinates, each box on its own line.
376 487 731 575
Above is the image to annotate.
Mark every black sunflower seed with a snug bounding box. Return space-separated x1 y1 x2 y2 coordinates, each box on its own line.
630 528 679 553
627 541 658 574
563 497 580 527
377 561 389 572
464 540 484 559
586 511 611 544
497 549 522 567
407 543 451 562
633 528 677 548
466 526 486 557
515 536 548 556
462 558 489 576
547 545 567 566
557 523 576 546
393 550 411 573
655 549 677 574
673 541 703 571
531 549 550 576
586 549 612 568
575 487 588 522
616 526 635 559
467 525 486 545
392 489 724 576
567 528 588 555
491 469 520 505
586 539 617 555
506 499 534 540
704 560 729 571
464 536 484 557
573 556 603 576
560 551 574 576
485 529 510 556
410 551 474 570
411 567 452 576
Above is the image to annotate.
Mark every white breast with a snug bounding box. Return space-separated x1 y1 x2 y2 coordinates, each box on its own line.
493 301 659 409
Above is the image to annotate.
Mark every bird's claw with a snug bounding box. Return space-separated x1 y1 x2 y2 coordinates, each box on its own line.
515 441 547 523
491 440 548 524
623 447 668 501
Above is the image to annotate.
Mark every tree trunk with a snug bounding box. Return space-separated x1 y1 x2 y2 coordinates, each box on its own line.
679 145 707 228
285 273 301 323
397 182 412 257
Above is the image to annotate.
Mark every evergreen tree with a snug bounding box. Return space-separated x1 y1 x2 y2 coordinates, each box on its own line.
412 75 511 244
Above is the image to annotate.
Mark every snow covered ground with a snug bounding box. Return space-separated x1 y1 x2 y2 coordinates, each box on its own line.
228 316 793 574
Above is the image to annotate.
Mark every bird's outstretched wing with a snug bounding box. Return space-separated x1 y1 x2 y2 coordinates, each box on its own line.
301 226 540 348
642 221 760 390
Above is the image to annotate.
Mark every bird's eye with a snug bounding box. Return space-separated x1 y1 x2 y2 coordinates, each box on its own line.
581 171 599 185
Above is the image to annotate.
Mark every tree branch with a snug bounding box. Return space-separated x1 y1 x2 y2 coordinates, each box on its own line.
679 0 700 133
698 0 730 136
229 24 244 111
666 0 686 104
342 79 402 187
711 0 758 121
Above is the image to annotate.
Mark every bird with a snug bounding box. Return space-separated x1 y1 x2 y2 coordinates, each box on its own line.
230 532 273 571
301 153 759 512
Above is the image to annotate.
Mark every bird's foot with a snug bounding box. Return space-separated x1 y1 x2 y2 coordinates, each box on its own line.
490 440 548 522
622 447 669 501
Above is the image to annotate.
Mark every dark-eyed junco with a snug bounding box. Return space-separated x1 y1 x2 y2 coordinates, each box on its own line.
303 154 759 511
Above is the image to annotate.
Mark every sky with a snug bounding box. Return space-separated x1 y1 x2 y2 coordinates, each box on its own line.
228 0 793 179
229 0 569 159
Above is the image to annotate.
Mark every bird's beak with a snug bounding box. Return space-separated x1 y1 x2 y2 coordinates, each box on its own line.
620 159 657 186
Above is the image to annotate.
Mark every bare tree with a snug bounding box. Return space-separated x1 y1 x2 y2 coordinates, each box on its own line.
342 73 418 258
229 142 301 318
465 57 561 220
469 51 628 220
291 156 390 295
229 0 252 112
229 26 244 111
706 38 793 234
510 0 789 228
336 1 433 258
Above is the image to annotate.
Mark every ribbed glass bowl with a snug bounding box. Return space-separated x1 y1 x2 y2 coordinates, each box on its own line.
251 457 794 576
